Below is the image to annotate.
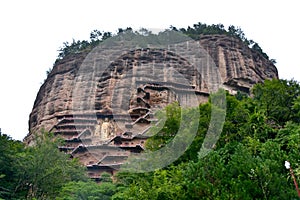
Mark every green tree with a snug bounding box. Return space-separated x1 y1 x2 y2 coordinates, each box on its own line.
90 29 102 41
251 42 269 60
15 133 87 199
57 180 117 200
252 79 300 125
218 94 250 147
102 32 112 40
145 102 181 151
184 141 296 199
0 133 24 199
113 166 186 200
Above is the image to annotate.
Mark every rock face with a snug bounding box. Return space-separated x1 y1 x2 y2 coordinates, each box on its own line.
26 34 278 178
199 35 278 93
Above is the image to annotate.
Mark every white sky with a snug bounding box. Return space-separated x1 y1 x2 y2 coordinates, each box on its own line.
0 0 299 140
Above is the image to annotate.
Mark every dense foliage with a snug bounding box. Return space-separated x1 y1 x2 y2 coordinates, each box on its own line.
2 79 300 199
0 132 88 199
111 79 300 199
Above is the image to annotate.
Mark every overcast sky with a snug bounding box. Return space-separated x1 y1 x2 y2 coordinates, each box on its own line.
0 0 299 140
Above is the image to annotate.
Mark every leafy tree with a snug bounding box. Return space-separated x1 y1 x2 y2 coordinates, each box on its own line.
14 133 87 199
113 167 186 200
251 42 269 60
138 28 153 36
57 180 117 200
57 39 90 60
228 25 245 40
145 102 181 151
117 27 133 34
102 32 112 40
218 93 250 147
90 29 102 41
0 133 24 199
184 141 295 199
252 79 300 125
291 95 300 123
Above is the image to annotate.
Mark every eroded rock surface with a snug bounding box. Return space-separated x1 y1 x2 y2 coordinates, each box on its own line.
26 34 278 178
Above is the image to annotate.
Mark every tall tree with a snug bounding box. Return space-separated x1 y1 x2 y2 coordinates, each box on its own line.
0 133 24 199
252 79 300 125
15 133 87 199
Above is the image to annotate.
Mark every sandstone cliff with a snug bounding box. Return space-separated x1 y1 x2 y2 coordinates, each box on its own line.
27 34 277 137
25 33 278 177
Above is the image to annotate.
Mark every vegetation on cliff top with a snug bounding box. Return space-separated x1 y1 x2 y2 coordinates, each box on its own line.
54 22 273 65
2 79 300 199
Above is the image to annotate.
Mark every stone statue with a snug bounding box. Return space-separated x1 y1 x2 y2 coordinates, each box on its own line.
100 118 111 140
